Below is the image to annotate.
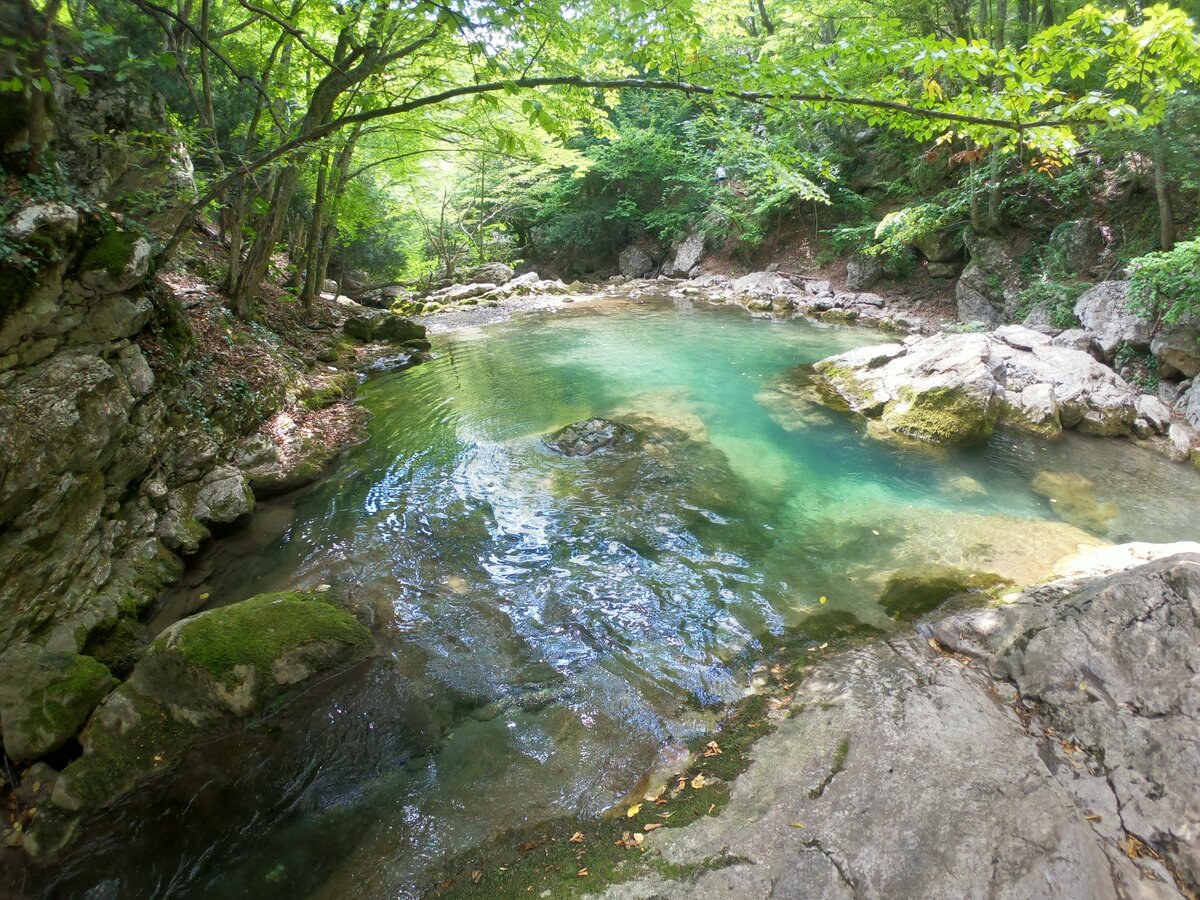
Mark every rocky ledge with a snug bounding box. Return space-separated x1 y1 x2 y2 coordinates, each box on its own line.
810 325 1183 448
594 546 1200 899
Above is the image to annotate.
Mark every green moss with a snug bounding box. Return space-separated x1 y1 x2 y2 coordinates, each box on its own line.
813 362 881 414
881 386 997 445
299 373 357 410
20 655 117 747
879 566 1008 620
165 591 369 685
81 228 138 279
808 736 851 799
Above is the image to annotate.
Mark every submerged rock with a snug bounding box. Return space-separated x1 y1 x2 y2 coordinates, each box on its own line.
0 645 117 763
544 418 639 457
878 566 1008 620
1031 470 1119 535
35 591 371 848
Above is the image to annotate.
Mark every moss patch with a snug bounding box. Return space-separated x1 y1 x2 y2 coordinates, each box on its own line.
881 386 997 445
81 229 138 279
879 566 1009 620
166 591 369 685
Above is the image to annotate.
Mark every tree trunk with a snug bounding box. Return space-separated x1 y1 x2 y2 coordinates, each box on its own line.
300 150 330 310
1153 126 1175 251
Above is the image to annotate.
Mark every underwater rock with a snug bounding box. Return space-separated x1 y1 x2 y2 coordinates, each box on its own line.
0 646 116 763
1031 470 1119 535
878 566 1008 620
544 418 639 457
38 592 371 842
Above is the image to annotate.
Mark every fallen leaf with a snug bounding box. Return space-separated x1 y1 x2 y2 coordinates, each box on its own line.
789 822 805 828
633 833 644 845
577 868 589 877
626 804 642 818
518 841 538 852
703 741 722 757
199 592 210 601
1085 815 1102 822
569 832 584 844
644 823 663 832
819 595 827 604
691 774 707 789
471 870 482 884
659 812 673 818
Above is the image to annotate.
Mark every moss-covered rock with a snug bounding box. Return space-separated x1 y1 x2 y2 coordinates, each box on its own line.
0 645 118 763
45 591 370 826
881 385 999 445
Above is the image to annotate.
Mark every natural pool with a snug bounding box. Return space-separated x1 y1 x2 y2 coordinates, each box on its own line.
27 296 1200 899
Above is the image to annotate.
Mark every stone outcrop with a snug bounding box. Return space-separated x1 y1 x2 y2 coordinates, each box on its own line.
1074 281 1151 360
955 230 1022 327
813 326 1141 445
618 244 655 279
1050 217 1108 274
595 550 1200 900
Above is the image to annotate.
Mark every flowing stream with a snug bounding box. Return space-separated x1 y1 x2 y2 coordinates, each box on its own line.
31 295 1200 899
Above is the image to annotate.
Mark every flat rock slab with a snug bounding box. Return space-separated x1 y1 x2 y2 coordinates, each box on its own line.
595 554 1200 899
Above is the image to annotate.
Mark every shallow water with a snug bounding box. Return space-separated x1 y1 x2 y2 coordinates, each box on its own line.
27 296 1200 899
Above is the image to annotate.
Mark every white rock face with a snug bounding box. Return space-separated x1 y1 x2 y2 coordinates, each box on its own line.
814 325 1139 444
1074 281 1152 360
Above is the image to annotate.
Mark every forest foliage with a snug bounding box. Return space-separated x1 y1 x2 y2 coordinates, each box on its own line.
1 0 1198 314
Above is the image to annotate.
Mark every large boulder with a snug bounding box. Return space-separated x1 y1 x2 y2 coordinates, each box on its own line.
913 228 961 264
42 591 371 827
0 645 117 763
618 245 655 279
344 309 426 344
813 326 1139 445
544 418 639 457
1074 281 1152 360
1049 218 1108 274
817 333 1003 444
845 254 882 291
956 230 1021 327
665 233 706 277
461 262 514 285
1151 321 1200 379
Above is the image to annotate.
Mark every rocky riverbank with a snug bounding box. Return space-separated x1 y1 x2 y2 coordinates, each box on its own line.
583 545 1200 899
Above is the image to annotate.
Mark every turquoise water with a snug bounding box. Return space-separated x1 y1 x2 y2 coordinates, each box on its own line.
30 296 1200 899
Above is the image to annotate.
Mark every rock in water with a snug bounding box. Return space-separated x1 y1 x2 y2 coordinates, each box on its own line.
32 591 371 852
812 326 1138 446
544 418 638 457
0 646 117 762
